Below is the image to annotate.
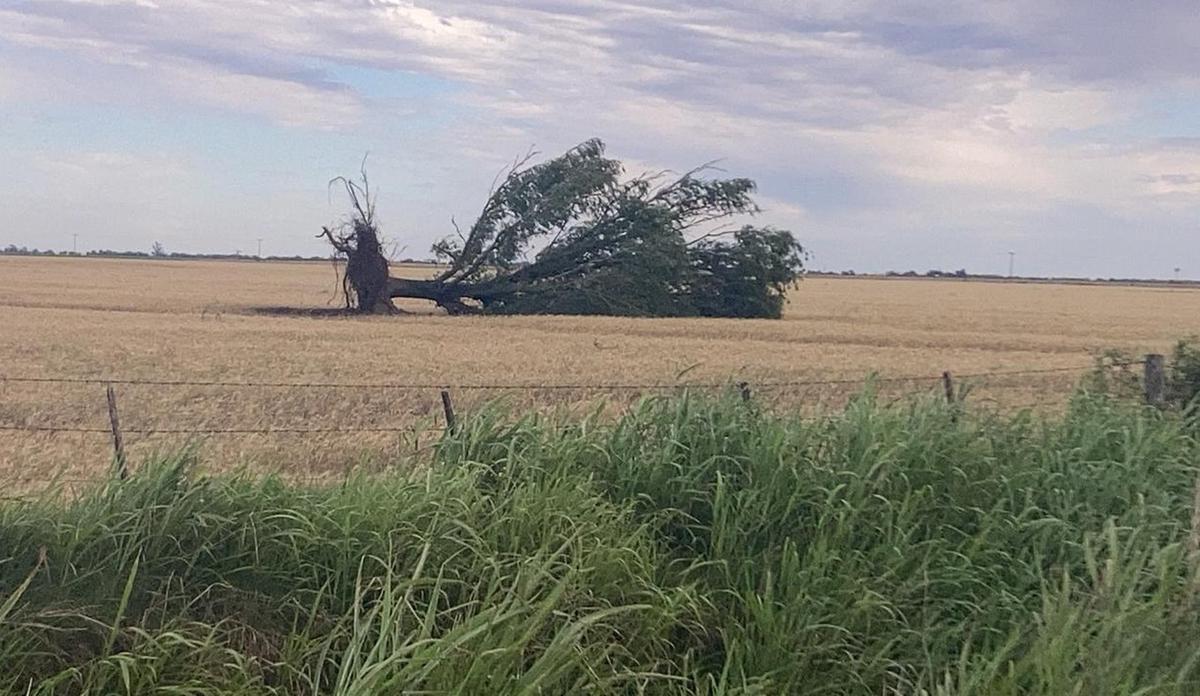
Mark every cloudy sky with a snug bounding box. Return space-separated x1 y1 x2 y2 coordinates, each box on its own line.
1 0 1197 278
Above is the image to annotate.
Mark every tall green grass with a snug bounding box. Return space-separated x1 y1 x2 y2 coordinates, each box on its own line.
1 391 1199 694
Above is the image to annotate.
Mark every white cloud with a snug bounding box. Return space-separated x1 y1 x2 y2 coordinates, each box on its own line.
0 0 1197 276
157 60 364 129
33 150 186 181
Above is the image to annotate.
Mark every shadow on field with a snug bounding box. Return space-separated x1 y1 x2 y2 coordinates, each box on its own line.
247 305 441 318
248 306 362 318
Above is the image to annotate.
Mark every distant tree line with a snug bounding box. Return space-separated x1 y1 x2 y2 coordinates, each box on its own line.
1 245 319 261
888 269 970 278
811 268 1193 284
0 243 438 264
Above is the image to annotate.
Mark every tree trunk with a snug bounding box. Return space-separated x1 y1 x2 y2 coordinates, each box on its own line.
385 277 477 314
335 228 398 314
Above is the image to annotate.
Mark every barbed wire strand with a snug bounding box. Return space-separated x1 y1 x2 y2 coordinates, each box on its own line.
0 361 1143 437
0 425 446 435
0 362 1128 391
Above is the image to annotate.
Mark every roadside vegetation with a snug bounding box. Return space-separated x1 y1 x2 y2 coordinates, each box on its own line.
3 372 1200 694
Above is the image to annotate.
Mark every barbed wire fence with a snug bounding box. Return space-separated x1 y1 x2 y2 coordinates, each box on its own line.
0 355 1162 494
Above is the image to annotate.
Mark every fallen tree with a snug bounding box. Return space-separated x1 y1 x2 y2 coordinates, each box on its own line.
321 139 805 318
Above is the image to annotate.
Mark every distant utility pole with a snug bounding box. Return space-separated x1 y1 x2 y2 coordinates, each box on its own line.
72 233 78 254
1008 251 1015 278
256 238 263 258
1176 267 1182 281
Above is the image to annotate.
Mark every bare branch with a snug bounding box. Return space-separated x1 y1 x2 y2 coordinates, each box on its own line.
647 160 726 202
685 224 738 247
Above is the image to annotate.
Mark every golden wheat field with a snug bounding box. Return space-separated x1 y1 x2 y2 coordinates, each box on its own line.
2 254 1198 492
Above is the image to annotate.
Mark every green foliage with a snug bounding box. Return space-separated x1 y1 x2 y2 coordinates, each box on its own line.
483 202 696 317
1085 348 1145 401
3 393 1200 693
432 139 624 276
1169 337 1200 408
687 226 805 318
426 139 806 318
1089 338 1200 410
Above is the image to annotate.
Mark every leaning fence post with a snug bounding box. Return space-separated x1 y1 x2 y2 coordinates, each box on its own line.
105 384 128 479
738 381 752 403
1144 354 1166 406
942 371 961 422
440 389 456 433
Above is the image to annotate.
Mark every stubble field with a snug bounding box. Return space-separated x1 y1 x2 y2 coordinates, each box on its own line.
2 255 1197 491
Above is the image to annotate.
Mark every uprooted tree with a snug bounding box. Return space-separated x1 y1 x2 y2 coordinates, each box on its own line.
320 139 806 318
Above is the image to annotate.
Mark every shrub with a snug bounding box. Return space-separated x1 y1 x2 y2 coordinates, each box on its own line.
1169 337 1200 408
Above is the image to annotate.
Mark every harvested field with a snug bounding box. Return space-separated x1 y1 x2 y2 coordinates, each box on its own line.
2 255 1197 489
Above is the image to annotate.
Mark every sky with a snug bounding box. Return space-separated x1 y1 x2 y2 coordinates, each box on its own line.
1 0 1197 279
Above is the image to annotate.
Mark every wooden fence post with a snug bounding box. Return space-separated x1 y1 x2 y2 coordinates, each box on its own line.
1144 353 1166 406
105 384 128 479
942 371 960 422
440 389 456 432
738 381 752 403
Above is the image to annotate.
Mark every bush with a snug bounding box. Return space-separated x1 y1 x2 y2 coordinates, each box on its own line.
1169 337 1200 408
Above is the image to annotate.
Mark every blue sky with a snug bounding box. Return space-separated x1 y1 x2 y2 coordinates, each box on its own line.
1 0 1197 278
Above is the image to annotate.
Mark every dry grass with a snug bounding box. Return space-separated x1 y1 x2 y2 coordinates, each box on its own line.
2 255 1197 490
